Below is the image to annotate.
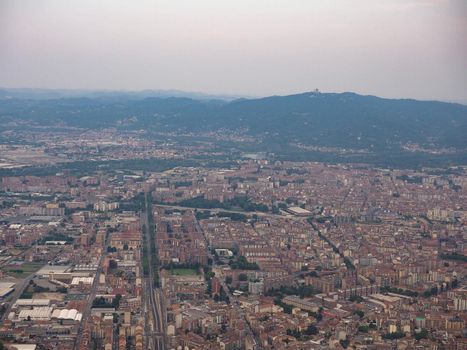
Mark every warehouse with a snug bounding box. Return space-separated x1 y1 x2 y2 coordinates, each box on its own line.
18 306 53 321
51 308 82 321
0 281 15 299
285 206 312 216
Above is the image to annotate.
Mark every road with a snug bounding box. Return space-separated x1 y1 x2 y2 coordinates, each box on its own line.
156 202 312 349
0 246 34 268
194 217 262 350
0 273 35 322
142 192 166 350
0 246 55 323
73 231 112 350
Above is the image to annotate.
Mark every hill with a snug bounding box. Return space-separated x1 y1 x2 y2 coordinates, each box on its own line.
0 91 466 167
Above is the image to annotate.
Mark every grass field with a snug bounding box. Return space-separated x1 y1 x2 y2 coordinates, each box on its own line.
2 262 44 278
170 268 199 276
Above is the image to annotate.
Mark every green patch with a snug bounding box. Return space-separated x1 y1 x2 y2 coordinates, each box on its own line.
2 262 44 278
170 268 199 276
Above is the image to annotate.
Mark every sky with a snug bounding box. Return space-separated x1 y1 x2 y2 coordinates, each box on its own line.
1 0 466 102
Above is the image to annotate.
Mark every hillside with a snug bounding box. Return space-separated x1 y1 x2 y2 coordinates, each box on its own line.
1 91 466 167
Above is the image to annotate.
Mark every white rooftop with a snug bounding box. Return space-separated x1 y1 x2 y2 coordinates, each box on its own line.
8 345 37 350
71 277 94 285
15 299 50 307
287 206 312 215
0 282 15 297
36 265 72 276
51 308 82 321
18 306 53 320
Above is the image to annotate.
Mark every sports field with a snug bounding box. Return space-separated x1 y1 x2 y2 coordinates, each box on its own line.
170 268 199 276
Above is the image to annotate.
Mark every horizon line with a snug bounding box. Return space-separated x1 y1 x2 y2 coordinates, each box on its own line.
0 86 466 105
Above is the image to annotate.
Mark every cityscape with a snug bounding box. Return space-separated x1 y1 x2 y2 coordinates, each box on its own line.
0 131 465 349
1 1 466 349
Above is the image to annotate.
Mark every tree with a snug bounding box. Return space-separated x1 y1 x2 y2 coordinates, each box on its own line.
108 260 118 269
340 339 349 348
308 270 318 277
238 273 248 281
415 328 428 340
383 331 405 340
230 255 259 270
304 324 318 335
354 310 364 318
358 325 369 333
349 295 363 302
112 294 122 308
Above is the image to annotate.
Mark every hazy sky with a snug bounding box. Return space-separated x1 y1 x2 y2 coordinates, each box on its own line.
1 0 466 101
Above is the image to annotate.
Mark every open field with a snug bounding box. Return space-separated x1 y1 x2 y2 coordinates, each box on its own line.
2 262 44 278
170 268 199 276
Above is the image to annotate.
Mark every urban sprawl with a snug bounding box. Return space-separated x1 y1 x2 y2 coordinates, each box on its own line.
0 133 466 350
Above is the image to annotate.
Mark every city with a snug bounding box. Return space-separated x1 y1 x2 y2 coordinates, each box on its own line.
0 158 465 349
1 0 466 349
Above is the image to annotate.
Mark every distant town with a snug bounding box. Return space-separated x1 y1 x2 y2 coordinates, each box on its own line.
0 128 465 350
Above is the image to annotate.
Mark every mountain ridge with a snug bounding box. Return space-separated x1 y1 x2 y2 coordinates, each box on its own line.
0 90 466 167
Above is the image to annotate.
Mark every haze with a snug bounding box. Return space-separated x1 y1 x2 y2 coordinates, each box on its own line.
1 0 466 102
